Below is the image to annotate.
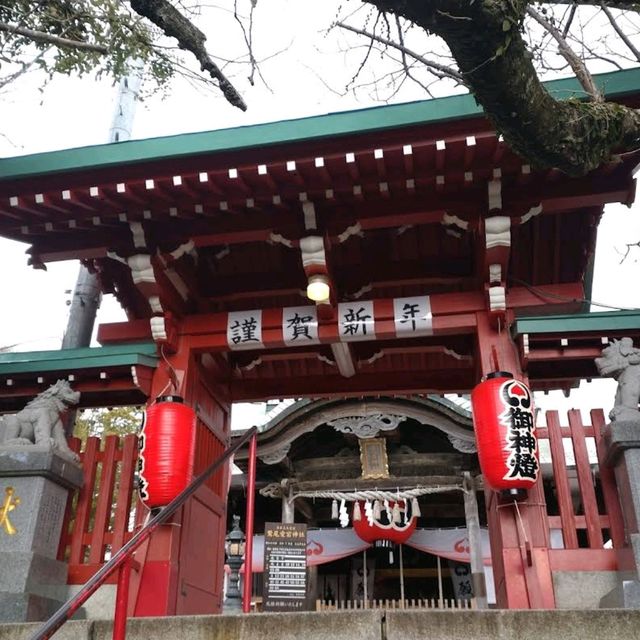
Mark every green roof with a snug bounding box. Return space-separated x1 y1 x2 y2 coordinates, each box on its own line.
0 342 158 375
1 67 639 182
513 310 640 336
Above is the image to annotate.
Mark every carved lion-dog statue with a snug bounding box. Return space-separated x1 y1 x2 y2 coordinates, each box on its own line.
1 379 80 462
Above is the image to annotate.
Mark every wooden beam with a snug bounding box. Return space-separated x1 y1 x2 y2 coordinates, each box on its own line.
97 283 583 352
228 369 474 401
290 475 462 493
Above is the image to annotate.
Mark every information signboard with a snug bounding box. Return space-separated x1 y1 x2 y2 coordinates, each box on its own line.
263 522 307 611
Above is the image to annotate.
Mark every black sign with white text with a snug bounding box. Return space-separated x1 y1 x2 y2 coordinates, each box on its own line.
263 522 307 611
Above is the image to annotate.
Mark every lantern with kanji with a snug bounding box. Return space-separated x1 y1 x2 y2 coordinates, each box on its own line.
471 372 539 494
138 395 196 509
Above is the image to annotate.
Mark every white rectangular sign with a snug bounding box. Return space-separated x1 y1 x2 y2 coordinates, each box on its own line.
338 301 376 342
227 309 264 350
393 296 433 336
282 306 320 346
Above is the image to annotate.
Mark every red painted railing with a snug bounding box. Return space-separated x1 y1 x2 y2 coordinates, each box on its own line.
538 409 626 571
31 427 258 640
59 435 138 583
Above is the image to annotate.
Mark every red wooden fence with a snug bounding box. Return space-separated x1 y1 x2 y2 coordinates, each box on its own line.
537 409 626 572
59 434 138 584
59 418 229 585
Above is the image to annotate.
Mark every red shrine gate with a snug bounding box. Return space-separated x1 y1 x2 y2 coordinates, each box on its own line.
57 405 627 610
1 67 640 614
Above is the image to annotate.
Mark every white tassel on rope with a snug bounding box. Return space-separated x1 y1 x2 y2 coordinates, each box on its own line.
353 501 362 522
411 496 421 518
373 500 382 520
392 501 402 525
384 499 392 523
339 499 349 528
365 500 374 526
331 499 338 520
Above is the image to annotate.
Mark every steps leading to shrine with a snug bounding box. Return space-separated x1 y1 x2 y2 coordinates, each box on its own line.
3 609 640 640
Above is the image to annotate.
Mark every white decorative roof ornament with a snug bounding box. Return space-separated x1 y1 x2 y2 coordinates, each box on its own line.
327 414 405 439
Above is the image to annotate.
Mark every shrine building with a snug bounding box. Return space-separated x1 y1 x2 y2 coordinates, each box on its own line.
1 67 640 623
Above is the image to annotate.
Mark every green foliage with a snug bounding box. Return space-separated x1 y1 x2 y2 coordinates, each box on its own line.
0 0 173 88
74 405 142 441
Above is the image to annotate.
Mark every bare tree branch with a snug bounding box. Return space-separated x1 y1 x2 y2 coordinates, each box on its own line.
618 240 640 263
562 4 578 37
393 15 431 91
129 0 246 110
336 20 464 83
526 6 603 101
364 1 640 175
601 3 640 60
0 20 108 53
546 0 640 9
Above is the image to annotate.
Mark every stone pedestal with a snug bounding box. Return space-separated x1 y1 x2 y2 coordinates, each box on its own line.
600 421 640 608
0 447 82 622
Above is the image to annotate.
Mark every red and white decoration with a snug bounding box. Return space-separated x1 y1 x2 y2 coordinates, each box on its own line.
352 500 417 545
246 527 493 573
138 395 197 508
471 372 539 492
237 527 502 605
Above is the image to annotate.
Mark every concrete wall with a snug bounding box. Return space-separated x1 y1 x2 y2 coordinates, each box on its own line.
553 571 620 609
385 610 640 640
0 619 91 640
0 611 382 640
3 609 640 640
37 584 116 620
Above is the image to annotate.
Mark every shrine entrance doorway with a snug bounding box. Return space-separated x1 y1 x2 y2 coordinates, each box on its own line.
229 396 489 609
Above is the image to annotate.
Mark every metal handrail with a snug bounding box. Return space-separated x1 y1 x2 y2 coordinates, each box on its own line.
30 426 258 640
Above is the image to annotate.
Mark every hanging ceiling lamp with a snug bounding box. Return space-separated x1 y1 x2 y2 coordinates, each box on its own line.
306 274 331 302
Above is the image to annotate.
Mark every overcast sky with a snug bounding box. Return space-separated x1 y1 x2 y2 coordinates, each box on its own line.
0 2 638 422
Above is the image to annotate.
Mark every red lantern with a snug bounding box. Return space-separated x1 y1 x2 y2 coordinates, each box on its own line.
353 501 417 545
138 395 196 508
471 372 539 494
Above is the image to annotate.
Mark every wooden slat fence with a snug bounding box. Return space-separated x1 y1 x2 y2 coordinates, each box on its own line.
59 434 138 584
59 417 228 585
538 408 626 571
316 598 476 611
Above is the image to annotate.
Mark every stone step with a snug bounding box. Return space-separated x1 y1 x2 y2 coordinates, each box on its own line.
3 609 640 640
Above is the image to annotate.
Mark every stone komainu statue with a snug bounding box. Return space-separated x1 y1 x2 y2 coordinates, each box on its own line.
595 337 640 423
0 379 80 462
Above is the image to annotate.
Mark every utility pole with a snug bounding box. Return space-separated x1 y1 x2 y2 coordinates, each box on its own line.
61 65 143 433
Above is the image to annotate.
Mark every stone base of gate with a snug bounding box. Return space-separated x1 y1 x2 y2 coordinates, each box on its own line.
600 579 640 609
0 448 82 622
552 571 620 609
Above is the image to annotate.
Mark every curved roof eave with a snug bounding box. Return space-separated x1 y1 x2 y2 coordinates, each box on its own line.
232 395 475 463
1 68 639 182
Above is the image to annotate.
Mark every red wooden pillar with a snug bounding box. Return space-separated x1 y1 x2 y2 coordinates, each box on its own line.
131 336 232 616
475 312 555 609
